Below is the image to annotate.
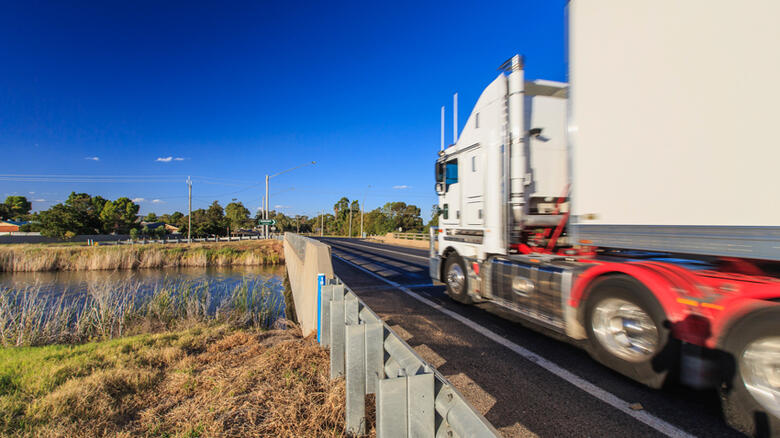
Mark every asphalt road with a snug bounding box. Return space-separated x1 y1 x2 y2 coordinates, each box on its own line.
316 237 744 438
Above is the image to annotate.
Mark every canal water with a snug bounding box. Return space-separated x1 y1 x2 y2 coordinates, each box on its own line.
0 265 289 326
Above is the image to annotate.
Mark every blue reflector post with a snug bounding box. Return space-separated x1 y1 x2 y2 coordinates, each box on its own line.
317 273 326 343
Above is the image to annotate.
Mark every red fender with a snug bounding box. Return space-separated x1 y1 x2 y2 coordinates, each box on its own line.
571 262 690 323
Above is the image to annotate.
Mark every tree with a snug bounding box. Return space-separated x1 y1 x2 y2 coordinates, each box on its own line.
143 212 158 222
225 201 251 231
382 201 423 232
65 192 106 234
0 203 10 220
100 197 140 234
4 196 31 219
205 201 227 235
36 204 81 239
160 211 184 225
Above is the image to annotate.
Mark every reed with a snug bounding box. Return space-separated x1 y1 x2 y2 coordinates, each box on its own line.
0 278 286 347
0 240 284 272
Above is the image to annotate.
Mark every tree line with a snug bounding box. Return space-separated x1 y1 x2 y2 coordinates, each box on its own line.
1 193 435 239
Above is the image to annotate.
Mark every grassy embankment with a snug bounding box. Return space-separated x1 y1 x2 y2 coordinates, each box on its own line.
0 240 283 272
0 324 351 437
0 279 374 437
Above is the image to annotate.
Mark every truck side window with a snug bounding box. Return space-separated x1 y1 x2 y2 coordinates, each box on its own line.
445 159 458 187
442 204 449 219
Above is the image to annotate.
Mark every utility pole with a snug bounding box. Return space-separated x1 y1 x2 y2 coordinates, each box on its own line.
296 215 299 233
321 210 324 237
348 205 352 238
264 174 269 239
187 176 192 243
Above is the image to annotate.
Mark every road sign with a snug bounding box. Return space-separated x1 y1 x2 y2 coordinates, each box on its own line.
258 219 276 226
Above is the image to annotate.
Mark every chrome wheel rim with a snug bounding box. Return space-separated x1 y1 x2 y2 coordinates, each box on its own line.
446 262 465 295
741 336 780 419
591 298 659 362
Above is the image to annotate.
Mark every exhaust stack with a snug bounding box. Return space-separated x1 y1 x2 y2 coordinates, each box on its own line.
441 106 445 151
508 55 526 228
453 93 458 144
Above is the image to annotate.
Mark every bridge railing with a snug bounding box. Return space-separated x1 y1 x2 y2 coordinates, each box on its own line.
392 232 430 241
284 232 498 437
318 276 499 437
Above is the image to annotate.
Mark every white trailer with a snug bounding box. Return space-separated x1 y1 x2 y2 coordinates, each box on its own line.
568 0 780 260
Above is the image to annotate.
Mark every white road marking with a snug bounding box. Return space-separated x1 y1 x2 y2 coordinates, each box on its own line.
333 253 696 438
325 238 430 262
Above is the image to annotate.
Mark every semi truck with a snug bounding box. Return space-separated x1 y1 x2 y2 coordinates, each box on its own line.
429 1 780 435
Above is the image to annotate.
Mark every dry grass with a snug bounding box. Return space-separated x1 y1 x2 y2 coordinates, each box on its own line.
0 324 373 437
0 240 284 273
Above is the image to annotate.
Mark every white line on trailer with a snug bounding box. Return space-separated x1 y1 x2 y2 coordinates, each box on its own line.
333 253 696 438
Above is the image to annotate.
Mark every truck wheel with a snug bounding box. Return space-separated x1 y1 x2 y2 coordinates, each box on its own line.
720 307 780 437
584 275 676 389
444 254 472 304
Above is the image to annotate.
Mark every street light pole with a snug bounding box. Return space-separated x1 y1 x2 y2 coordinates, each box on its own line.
360 185 371 239
265 161 315 239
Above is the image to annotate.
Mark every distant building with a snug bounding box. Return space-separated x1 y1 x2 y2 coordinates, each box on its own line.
140 221 180 234
0 220 29 233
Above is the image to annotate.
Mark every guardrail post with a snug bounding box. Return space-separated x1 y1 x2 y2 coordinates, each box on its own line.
319 284 333 347
407 370 435 437
330 287 345 379
345 293 359 326
365 322 383 394
377 373 408 438
346 323 367 435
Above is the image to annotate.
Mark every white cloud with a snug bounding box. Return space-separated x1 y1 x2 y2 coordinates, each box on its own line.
132 197 145 203
85 156 100 161
155 156 185 162
33 198 46 202
151 199 164 204
28 191 35 195
393 185 411 190
274 204 290 209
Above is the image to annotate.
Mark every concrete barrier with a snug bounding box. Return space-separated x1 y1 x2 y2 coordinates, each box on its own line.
283 232 334 337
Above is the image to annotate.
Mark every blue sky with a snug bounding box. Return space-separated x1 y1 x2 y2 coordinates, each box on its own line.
1 1 567 218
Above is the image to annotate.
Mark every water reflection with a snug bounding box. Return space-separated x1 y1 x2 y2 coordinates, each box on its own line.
0 265 286 297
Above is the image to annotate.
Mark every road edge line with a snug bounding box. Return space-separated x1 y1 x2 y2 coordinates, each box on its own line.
333 253 696 438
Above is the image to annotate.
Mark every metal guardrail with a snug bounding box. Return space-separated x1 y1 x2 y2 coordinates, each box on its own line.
318 276 500 437
392 232 430 241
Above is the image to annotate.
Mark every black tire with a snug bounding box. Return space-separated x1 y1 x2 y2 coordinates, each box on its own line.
444 254 472 304
584 275 677 389
720 306 780 438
